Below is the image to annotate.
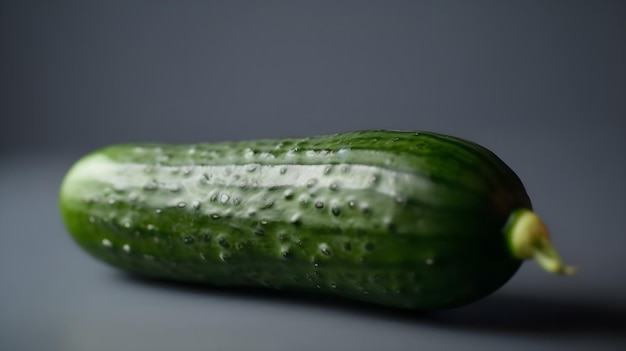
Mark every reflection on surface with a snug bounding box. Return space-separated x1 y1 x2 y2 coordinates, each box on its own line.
59 273 626 351
117 273 626 337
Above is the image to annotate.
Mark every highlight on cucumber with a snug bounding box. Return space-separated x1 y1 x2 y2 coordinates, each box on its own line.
59 129 573 310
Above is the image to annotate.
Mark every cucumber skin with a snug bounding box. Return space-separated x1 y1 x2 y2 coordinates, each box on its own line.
60 130 530 310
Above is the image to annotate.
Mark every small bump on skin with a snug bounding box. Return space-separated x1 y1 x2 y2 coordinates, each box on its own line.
368 175 379 185
280 246 291 259
261 200 274 209
217 236 229 248
361 204 371 215
283 189 294 200
219 193 230 204
319 243 331 256
290 214 301 226
299 196 309 206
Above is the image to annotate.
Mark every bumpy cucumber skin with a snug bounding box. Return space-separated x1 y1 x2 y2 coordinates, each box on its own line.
60 130 530 310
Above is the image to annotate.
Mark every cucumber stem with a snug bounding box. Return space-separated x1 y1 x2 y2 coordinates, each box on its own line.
505 208 575 275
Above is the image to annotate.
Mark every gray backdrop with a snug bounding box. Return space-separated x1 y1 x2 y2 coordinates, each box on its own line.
1 1 625 350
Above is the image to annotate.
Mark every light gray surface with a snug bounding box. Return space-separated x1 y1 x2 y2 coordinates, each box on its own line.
1 1 625 350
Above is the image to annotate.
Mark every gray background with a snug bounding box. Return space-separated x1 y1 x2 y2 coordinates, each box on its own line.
1 1 625 350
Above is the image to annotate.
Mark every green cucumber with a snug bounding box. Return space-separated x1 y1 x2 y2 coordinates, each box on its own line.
59 130 572 310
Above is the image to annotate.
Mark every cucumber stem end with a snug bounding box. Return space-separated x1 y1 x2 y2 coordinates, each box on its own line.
505 208 575 275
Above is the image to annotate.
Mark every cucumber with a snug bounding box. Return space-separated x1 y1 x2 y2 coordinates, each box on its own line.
59 130 572 310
